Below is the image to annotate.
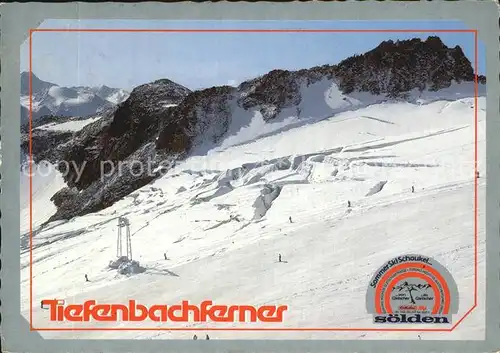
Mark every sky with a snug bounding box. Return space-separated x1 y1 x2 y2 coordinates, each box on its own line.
20 20 486 91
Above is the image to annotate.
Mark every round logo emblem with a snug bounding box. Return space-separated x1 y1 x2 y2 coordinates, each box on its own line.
366 254 459 324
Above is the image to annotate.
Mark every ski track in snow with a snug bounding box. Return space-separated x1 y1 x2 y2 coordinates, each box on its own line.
20 85 486 340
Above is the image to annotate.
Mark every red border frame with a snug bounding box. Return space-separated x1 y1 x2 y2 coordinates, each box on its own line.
28 28 479 333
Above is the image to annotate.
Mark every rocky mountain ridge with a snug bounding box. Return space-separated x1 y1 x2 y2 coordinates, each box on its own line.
23 36 487 223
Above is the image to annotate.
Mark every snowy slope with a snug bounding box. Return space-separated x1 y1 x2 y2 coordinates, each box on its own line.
20 163 67 235
217 81 483 153
20 81 486 340
33 116 102 132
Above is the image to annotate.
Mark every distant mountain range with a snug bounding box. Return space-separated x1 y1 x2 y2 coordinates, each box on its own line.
20 71 130 125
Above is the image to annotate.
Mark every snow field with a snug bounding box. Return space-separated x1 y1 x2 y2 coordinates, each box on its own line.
20 82 486 340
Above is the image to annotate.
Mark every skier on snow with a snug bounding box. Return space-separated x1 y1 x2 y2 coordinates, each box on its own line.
84 274 89 282
164 252 167 260
347 200 351 208
278 254 282 263
289 216 293 223
411 186 415 193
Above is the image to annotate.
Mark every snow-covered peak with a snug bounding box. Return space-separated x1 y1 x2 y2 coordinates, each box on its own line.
20 71 57 96
19 72 130 125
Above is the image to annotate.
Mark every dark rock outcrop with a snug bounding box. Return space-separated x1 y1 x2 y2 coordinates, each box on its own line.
156 85 234 152
334 36 480 96
236 70 303 121
20 128 73 164
59 79 191 191
50 187 79 208
50 143 165 221
42 80 191 222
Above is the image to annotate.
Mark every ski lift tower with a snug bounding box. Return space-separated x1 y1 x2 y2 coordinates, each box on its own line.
116 216 132 260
